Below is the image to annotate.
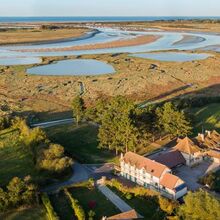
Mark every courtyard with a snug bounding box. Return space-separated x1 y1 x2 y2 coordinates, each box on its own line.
173 161 220 191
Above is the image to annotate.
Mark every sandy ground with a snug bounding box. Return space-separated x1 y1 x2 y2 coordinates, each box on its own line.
0 28 88 45
0 50 219 120
18 35 161 52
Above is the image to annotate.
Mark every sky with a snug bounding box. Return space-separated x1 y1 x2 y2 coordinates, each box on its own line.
0 0 220 17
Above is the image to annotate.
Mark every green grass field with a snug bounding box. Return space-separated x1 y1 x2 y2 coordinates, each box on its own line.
0 206 47 220
0 128 39 186
45 123 117 164
190 103 220 134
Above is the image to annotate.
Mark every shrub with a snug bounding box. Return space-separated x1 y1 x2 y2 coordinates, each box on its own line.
64 188 85 220
125 193 133 200
158 196 178 215
0 176 36 213
107 178 159 197
41 193 59 220
37 143 73 173
88 210 96 220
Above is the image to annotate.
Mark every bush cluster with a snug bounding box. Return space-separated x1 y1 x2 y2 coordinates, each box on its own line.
13 118 73 174
0 176 36 213
107 178 159 197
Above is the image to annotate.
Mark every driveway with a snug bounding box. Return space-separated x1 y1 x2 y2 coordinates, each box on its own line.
174 161 220 191
43 162 89 193
32 118 74 128
97 185 133 212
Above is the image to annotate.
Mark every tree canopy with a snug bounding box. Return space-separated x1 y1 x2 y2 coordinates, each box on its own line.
96 96 139 154
37 143 73 173
156 102 192 137
178 190 220 220
72 96 85 125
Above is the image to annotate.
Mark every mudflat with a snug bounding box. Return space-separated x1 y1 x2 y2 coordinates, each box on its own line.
0 28 88 45
19 35 161 52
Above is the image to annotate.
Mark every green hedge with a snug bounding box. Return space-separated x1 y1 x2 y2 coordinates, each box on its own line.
64 188 86 220
41 193 59 220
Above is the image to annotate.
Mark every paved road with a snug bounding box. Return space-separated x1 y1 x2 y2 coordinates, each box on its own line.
97 185 133 212
43 163 89 193
31 118 74 128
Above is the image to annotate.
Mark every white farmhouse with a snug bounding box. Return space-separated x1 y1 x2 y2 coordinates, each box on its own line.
120 152 187 200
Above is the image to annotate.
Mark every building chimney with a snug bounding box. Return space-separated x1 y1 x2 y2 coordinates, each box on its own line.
205 130 211 138
120 153 124 160
198 133 204 141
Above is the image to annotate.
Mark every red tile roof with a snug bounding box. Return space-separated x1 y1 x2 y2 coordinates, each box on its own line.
197 130 220 149
206 150 220 159
153 150 186 168
123 152 169 178
174 137 201 155
160 173 182 190
107 209 143 220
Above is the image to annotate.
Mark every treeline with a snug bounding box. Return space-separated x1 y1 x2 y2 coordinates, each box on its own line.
72 95 192 154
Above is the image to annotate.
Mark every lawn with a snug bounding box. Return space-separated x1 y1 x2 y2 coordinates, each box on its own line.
49 183 119 220
69 185 119 219
0 128 39 186
190 103 220 134
0 206 47 220
50 191 74 220
45 123 117 164
109 186 165 220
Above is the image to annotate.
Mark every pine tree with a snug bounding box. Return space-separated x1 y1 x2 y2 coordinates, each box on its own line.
72 96 84 126
156 102 192 138
98 96 138 154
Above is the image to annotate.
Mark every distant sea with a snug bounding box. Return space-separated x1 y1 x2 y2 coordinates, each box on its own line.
0 16 220 23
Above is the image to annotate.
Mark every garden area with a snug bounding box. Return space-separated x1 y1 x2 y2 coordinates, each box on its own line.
48 181 119 220
45 123 117 164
